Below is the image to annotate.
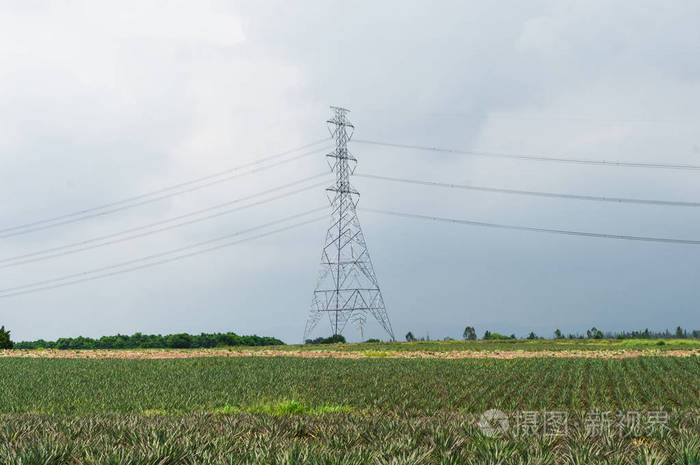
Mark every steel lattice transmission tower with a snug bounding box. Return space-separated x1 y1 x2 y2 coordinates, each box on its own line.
305 106 395 341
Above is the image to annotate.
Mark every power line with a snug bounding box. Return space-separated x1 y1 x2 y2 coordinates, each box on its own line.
0 216 326 300
0 139 330 237
356 173 700 207
0 175 330 269
2 145 329 238
355 139 700 171
0 208 327 298
0 173 327 265
363 208 700 246
0 138 327 233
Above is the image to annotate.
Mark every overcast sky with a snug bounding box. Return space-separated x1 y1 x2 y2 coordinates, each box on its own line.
1 1 699 343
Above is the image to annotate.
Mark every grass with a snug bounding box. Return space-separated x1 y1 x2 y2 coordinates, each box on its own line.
212 399 353 416
362 350 395 357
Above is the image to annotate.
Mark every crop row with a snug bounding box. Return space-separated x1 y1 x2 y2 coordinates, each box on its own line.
0 356 697 414
0 412 697 465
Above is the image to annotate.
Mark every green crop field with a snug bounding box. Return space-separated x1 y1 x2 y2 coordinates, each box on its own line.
0 355 698 464
1 357 699 414
1 413 698 465
237 337 700 353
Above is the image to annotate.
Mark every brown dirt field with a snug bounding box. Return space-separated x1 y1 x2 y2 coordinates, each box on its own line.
1 348 697 360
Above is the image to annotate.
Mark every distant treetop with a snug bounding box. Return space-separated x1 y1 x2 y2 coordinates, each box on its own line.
0 326 13 349
14 331 284 350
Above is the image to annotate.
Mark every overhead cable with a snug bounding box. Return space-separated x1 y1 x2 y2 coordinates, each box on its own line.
363 208 700 246
356 173 700 207
0 175 330 269
354 139 700 171
1 139 329 237
0 208 327 298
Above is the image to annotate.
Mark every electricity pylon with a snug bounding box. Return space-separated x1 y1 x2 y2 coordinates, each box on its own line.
305 106 395 341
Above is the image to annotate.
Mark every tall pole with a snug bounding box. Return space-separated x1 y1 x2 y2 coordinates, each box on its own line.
305 106 395 342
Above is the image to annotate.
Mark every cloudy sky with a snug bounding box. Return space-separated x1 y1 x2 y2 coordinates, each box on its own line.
1 0 699 343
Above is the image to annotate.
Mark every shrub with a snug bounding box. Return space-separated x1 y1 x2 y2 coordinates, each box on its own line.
304 334 346 345
483 331 510 340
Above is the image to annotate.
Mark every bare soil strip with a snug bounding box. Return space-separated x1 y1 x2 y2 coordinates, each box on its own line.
1 348 697 360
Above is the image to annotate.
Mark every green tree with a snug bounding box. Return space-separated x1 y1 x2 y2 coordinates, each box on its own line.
483 330 492 340
325 334 345 344
0 326 13 349
405 331 416 342
587 327 603 339
527 332 538 340
165 333 193 348
675 326 685 338
462 326 477 341
554 329 563 339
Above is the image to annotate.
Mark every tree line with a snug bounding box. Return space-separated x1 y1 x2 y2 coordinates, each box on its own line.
10 331 284 350
402 325 700 342
3 324 698 350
